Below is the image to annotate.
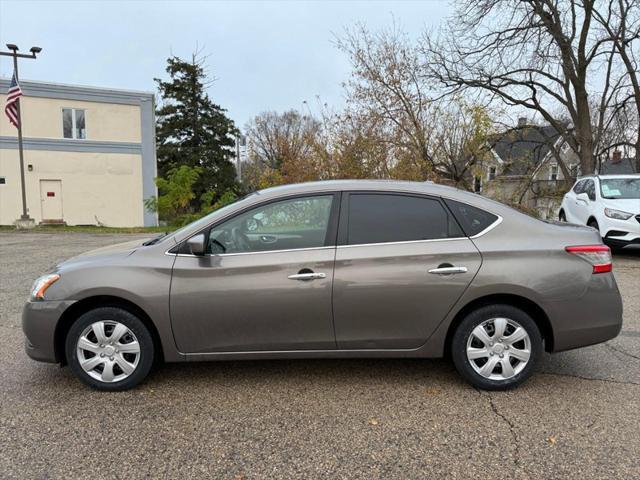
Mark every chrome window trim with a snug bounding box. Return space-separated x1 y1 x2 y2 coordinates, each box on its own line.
337 236 469 249
166 245 335 258
165 189 505 257
469 214 503 239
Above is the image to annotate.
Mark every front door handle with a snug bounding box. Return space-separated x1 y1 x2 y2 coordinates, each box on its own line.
288 272 327 281
428 266 468 275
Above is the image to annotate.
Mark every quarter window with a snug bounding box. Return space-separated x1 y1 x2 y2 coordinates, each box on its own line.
444 199 499 237
346 194 463 245
62 108 86 139
206 195 334 254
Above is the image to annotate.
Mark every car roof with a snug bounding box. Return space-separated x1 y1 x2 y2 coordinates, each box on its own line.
254 180 522 216
596 174 640 179
256 179 465 199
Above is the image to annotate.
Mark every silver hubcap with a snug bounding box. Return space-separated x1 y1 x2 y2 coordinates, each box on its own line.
466 317 531 381
76 321 140 383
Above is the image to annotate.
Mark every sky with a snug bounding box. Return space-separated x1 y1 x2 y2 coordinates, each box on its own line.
0 0 451 129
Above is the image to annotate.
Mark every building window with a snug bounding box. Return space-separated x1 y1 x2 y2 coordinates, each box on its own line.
473 175 482 193
62 108 86 139
0 177 5 185
549 164 559 181
488 166 497 181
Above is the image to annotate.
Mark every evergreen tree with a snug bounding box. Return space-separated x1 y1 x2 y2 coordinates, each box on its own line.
155 53 238 208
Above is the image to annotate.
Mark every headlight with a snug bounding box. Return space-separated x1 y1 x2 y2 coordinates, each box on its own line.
604 208 633 220
30 274 60 300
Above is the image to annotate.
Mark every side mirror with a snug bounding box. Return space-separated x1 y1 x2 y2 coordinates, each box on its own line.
186 233 206 256
576 192 590 203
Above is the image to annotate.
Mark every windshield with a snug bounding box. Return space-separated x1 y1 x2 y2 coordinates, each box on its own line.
163 192 259 242
600 178 640 199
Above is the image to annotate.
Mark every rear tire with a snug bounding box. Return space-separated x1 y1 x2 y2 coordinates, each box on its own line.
451 304 542 390
558 210 566 222
65 307 154 391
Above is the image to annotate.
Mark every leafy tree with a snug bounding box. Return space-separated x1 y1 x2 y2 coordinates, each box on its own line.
155 53 239 207
145 165 201 221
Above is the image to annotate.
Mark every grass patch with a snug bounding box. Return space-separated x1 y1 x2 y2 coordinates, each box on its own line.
0 225 168 234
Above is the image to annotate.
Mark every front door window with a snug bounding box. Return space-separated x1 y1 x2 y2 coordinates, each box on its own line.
207 195 334 254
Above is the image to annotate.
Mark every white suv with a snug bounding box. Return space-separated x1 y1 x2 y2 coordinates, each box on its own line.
560 175 640 250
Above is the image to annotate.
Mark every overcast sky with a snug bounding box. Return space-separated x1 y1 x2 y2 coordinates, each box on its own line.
0 0 451 128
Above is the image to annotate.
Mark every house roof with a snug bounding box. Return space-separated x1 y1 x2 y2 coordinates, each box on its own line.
599 158 638 175
489 125 561 175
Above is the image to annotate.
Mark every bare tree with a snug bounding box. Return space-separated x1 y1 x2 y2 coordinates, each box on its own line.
336 23 496 184
336 23 439 180
424 0 638 176
430 100 497 188
593 0 640 170
245 110 320 171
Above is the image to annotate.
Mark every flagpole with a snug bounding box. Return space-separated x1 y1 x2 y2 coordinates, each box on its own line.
1 44 42 227
12 54 28 220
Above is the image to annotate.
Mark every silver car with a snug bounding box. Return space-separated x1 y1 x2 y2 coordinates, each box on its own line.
23 180 623 391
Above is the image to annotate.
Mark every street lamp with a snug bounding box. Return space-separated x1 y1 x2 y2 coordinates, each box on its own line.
0 43 42 227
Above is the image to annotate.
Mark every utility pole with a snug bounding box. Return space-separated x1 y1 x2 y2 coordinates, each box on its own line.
0 44 42 228
235 135 243 183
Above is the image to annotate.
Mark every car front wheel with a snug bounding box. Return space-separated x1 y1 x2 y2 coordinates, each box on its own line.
451 304 542 390
65 307 154 391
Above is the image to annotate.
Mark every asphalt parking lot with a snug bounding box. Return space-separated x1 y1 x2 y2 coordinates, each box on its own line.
1 233 638 479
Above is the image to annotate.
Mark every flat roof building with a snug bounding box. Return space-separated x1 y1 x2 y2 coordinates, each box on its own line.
0 79 157 227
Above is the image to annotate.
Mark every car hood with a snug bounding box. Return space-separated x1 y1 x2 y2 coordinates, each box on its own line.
55 238 149 271
601 198 640 214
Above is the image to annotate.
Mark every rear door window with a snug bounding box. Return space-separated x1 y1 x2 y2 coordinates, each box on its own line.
444 199 499 237
584 180 596 200
346 193 463 245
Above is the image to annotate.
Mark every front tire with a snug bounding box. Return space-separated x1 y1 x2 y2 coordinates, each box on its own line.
558 210 566 222
65 307 154 391
451 304 542 390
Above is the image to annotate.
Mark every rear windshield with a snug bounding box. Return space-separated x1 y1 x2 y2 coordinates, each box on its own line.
444 199 499 237
600 178 640 199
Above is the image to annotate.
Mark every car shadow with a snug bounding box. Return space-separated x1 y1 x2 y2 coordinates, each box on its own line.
149 357 462 389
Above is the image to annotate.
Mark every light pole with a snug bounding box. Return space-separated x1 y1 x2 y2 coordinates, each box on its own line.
0 43 42 227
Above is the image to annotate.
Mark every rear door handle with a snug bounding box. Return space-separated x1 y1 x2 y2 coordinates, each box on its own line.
288 272 327 281
428 266 468 275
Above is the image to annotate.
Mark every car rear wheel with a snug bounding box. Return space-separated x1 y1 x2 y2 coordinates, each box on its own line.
65 307 154 391
558 210 566 222
451 304 542 390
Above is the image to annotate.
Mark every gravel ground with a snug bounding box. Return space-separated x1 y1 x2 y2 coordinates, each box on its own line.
1 232 638 479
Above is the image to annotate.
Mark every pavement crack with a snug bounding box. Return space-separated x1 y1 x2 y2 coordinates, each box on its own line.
474 388 521 469
539 371 640 386
605 342 640 361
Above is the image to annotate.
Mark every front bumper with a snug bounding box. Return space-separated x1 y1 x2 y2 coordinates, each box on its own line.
22 300 76 363
602 215 640 246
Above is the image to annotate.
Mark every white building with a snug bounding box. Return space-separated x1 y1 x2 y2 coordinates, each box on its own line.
0 79 157 227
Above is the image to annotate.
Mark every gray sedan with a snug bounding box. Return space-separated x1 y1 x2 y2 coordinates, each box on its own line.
23 180 623 390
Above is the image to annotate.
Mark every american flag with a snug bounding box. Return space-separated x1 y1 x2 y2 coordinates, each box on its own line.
4 72 23 128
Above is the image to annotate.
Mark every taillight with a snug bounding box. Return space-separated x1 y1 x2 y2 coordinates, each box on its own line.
565 245 612 274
